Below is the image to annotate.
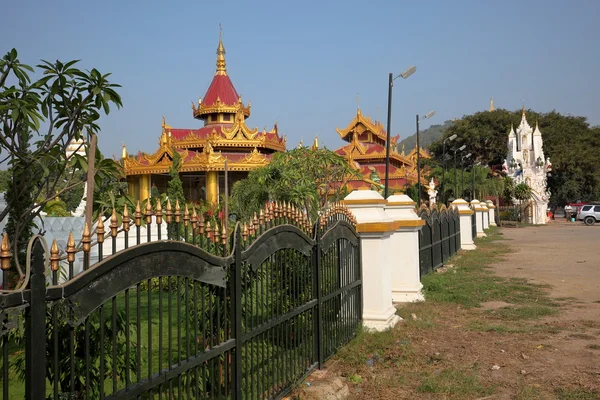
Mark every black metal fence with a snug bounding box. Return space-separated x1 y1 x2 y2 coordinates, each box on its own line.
418 205 461 276
472 208 477 238
0 201 362 399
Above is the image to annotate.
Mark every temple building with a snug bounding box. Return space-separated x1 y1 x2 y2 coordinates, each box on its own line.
122 33 286 205
334 109 429 192
502 107 552 224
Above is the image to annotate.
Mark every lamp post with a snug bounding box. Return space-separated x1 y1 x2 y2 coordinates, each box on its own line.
471 161 480 200
453 144 466 200
416 110 436 207
461 152 472 199
384 65 416 198
441 134 457 205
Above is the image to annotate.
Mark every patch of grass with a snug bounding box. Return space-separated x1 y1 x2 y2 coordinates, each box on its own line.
586 344 600 350
569 333 595 340
421 228 560 319
417 367 494 397
468 320 563 335
515 385 544 400
555 387 600 399
580 320 600 329
487 305 558 320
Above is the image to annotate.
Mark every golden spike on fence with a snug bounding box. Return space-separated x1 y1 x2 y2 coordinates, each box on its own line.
122 204 131 232
174 199 181 223
268 203 274 221
221 224 227 246
155 200 163 225
213 222 220 244
96 214 105 244
191 207 198 231
274 202 280 218
259 209 265 226
206 221 212 241
183 203 190 227
110 209 119 237
82 222 91 253
0 234 11 271
248 219 255 236
242 223 248 241
198 212 205 235
145 199 153 224
134 201 142 227
165 199 173 224
253 212 259 232
50 238 60 272
288 203 293 219
66 232 76 263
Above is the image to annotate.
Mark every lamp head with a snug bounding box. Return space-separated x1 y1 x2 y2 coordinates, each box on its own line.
449 134 457 141
400 65 416 79
424 110 436 119
459 145 467 151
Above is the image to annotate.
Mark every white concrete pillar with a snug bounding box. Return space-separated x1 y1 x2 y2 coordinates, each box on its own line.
470 199 486 237
486 200 497 226
344 190 401 331
451 199 476 250
385 194 425 303
481 202 490 230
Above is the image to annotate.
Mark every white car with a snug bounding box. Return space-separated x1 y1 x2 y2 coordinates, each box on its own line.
577 204 600 225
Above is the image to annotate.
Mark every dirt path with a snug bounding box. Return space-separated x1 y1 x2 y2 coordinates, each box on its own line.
491 222 600 396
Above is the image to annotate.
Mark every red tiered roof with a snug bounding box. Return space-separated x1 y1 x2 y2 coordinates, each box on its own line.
203 74 240 106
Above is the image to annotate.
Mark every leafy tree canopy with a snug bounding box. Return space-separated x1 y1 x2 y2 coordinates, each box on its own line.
428 109 600 204
231 147 360 221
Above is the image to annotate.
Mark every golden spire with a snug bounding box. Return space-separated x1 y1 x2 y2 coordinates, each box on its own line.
215 24 227 76
489 97 495 112
121 143 127 159
401 143 405 156
311 135 319 150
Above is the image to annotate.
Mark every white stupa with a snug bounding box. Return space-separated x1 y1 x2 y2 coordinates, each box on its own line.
502 108 552 224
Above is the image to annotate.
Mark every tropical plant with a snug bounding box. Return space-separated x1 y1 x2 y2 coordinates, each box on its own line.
513 183 533 202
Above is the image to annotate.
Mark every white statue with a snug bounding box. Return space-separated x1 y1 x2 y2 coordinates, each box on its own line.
427 178 438 206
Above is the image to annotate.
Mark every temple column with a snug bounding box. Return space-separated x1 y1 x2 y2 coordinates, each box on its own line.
139 174 151 201
206 171 219 206
127 178 137 199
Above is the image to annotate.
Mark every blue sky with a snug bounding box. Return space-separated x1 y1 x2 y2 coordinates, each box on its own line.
2 0 599 158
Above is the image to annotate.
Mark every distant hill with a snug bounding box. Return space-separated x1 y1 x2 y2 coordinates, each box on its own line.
397 120 454 152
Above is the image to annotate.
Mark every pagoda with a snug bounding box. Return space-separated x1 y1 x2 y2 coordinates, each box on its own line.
123 32 286 205
334 109 428 192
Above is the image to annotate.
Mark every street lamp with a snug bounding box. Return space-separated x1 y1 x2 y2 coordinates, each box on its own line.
461 152 472 199
416 110 436 207
441 134 457 204
384 65 416 198
453 144 466 200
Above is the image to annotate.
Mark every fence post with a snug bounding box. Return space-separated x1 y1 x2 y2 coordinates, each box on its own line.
233 228 242 399
314 236 324 368
485 200 497 226
451 199 476 250
384 194 425 302
470 199 487 237
344 190 400 331
481 202 490 230
25 239 46 398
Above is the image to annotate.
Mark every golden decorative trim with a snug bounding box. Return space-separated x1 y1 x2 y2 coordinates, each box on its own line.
392 220 425 227
343 199 387 205
458 210 474 215
356 221 401 233
386 201 416 206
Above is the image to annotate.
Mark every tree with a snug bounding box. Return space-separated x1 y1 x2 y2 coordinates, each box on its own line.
231 147 360 221
167 148 185 239
0 49 122 280
0 169 9 192
429 109 600 205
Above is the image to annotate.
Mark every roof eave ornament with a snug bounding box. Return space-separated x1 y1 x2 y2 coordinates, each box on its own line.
215 24 227 76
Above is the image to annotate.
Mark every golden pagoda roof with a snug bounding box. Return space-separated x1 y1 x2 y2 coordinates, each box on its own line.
336 108 399 146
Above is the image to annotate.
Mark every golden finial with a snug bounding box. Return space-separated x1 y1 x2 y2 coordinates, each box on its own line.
145 200 153 224
213 222 220 244
401 143 405 156
206 221 212 240
174 199 181 224
155 200 163 225
489 97 495 112
50 238 60 272
122 204 130 232
259 209 265 226
521 101 526 117
311 135 319 150
0 234 12 271
183 203 190 227
253 212 259 232
110 209 118 237
191 206 198 231
121 143 127 159
135 200 142 227
198 211 205 234
165 199 173 224
221 224 227 246
215 24 227 76
67 232 76 263
96 214 105 244
242 223 248 241
82 222 91 253
356 93 360 111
